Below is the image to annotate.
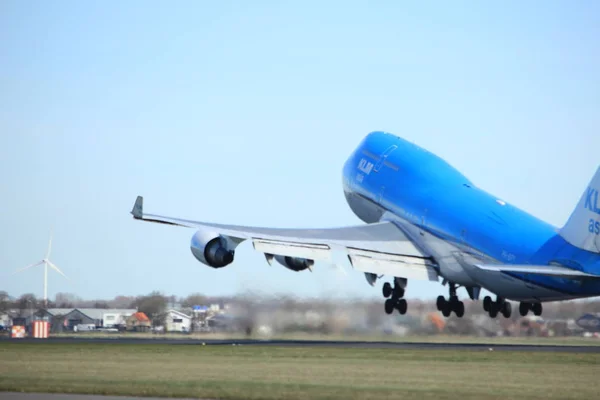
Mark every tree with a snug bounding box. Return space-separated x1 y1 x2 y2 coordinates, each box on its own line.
181 293 207 308
54 293 81 308
110 295 136 308
0 291 10 313
130 291 167 321
93 301 109 309
16 294 38 316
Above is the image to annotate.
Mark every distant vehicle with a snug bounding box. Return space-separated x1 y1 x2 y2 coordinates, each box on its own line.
132 131 600 319
74 324 96 332
95 327 119 333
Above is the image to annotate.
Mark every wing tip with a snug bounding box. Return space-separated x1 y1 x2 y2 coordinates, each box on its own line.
131 196 143 219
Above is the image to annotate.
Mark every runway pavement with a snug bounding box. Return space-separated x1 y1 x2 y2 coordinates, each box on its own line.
0 394 208 400
2 336 600 352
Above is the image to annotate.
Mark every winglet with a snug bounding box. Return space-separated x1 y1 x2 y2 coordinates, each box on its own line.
131 196 144 219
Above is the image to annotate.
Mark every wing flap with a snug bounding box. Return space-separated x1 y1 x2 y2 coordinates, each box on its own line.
349 248 439 281
252 239 331 260
475 264 600 279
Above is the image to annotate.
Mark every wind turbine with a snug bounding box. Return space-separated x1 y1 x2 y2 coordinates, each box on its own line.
13 231 70 307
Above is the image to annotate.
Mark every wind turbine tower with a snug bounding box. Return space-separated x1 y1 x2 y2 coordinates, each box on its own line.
14 232 70 307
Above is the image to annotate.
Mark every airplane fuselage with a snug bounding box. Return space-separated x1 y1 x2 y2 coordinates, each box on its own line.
342 131 600 302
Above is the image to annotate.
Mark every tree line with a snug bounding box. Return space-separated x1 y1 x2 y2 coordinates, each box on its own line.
2 289 600 322
0 290 214 322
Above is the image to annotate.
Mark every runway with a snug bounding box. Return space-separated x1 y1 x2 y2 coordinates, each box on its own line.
2 336 600 352
0 394 206 400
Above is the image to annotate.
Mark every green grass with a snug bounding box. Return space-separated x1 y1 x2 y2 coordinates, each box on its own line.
1 342 599 399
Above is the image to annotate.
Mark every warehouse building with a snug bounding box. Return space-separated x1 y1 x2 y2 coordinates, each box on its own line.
45 308 137 330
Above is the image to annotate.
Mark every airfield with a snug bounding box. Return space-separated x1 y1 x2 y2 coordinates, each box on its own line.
2 335 599 400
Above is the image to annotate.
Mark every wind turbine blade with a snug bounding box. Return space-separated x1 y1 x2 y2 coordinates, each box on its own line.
47 261 70 281
46 231 53 259
13 261 44 274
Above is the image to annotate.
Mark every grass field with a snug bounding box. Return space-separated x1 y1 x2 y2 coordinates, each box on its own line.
1 342 599 400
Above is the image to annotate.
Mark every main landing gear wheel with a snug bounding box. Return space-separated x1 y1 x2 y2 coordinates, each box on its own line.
483 296 492 312
436 283 465 318
382 282 392 298
396 298 407 314
518 302 543 317
382 278 407 315
384 298 395 315
519 302 529 316
437 296 465 317
485 296 512 318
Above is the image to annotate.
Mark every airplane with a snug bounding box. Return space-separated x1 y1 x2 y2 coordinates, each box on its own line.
130 131 600 319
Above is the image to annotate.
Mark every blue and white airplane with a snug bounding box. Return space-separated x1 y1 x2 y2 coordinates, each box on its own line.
131 131 600 318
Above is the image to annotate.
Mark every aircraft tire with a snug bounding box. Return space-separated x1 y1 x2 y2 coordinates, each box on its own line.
441 302 452 317
396 299 407 315
488 304 498 318
436 295 445 311
519 302 529 316
483 296 492 312
454 301 465 318
532 302 542 316
384 299 395 314
501 302 512 318
382 282 392 298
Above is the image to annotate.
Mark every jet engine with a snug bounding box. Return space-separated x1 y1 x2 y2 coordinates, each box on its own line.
190 230 235 268
273 254 314 272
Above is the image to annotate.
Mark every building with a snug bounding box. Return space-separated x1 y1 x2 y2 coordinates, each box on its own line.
45 308 137 330
126 312 151 332
0 312 12 329
164 309 191 332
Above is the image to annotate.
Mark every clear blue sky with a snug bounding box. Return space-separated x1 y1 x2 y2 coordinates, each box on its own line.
1 1 599 302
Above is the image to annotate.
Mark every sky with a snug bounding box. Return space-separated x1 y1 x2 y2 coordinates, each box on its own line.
1 1 599 303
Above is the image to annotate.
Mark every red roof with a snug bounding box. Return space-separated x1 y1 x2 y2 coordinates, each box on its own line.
131 312 150 322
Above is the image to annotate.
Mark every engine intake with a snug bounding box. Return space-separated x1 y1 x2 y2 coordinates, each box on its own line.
274 255 314 272
190 230 235 268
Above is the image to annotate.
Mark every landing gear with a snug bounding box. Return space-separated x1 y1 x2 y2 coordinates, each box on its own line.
519 302 543 316
382 278 407 315
382 282 392 298
483 296 512 318
436 283 465 318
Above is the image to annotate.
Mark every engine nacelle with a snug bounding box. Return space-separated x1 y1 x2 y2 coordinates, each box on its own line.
190 230 235 268
273 254 314 272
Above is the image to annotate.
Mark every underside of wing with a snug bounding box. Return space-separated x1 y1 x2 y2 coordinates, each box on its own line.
131 196 439 281
474 264 600 279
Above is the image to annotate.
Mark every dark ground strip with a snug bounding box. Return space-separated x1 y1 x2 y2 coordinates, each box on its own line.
1 337 599 352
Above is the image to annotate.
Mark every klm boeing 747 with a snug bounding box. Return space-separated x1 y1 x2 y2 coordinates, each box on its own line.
131 131 600 318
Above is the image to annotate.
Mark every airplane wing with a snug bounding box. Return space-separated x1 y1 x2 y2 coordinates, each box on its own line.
131 196 439 281
474 264 600 279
